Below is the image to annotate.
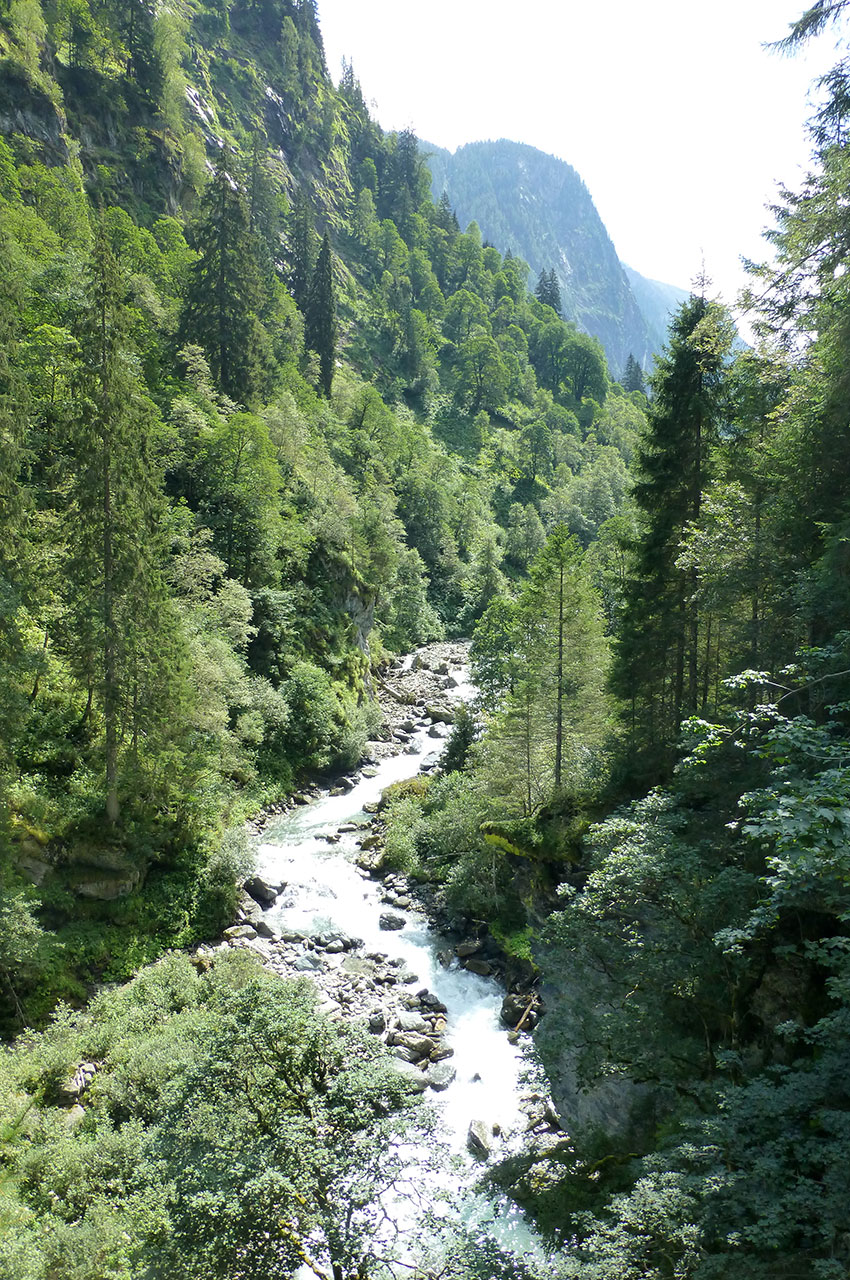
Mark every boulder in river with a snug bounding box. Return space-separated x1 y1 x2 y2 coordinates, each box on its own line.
425 703 455 724
427 1062 457 1091
467 1119 495 1159
379 911 406 931
243 875 279 908
418 989 448 1013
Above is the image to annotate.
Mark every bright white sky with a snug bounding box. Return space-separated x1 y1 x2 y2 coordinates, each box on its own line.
316 0 842 316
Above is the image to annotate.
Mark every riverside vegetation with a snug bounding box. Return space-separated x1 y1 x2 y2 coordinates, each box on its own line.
2 0 850 1275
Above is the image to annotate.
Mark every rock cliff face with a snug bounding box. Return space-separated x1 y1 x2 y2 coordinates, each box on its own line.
0 60 69 163
535 948 662 1150
426 138 684 375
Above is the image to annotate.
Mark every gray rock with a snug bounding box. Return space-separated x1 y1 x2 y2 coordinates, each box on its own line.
70 863 142 900
390 1031 435 1058
379 912 406 931
418 989 448 1013
425 704 455 724
467 1119 494 1159
254 919 278 940
527 1132 571 1159
456 940 482 958
463 958 493 977
293 953 323 972
368 1010 386 1033
59 1061 97 1101
224 924 257 941
243 875 279 908
392 1045 420 1064
430 1044 455 1062
17 854 51 885
392 1060 428 1092
427 1062 457 1091
396 1012 429 1033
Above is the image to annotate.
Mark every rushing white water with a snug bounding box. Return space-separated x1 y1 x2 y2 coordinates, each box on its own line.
253 656 547 1276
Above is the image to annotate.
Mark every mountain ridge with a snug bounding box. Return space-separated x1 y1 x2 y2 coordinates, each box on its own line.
424 136 686 373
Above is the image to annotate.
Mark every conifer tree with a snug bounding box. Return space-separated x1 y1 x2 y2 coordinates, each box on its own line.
287 190 317 310
535 266 562 314
179 148 264 405
612 292 732 773
481 528 608 809
304 232 336 396
0 226 32 769
622 352 645 394
523 525 608 789
434 190 459 234
546 267 562 316
0 226 27 598
67 223 184 824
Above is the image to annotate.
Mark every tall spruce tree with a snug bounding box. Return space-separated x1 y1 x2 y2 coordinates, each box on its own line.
612 291 732 774
0 226 32 773
179 149 264 405
287 190 317 310
481 527 609 811
622 352 645 393
535 266 562 314
304 232 336 396
67 223 183 824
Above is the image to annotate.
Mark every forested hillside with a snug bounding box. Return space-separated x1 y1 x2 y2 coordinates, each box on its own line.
426 139 683 375
3 0 850 1277
0 0 640 1025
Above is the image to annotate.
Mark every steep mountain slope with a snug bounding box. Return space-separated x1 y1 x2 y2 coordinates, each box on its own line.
623 264 690 359
426 138 684 374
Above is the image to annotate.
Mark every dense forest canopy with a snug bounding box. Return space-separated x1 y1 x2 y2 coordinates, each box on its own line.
2 0 850 1276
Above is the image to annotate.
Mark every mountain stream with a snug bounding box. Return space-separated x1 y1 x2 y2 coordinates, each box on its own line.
247 648 551 1277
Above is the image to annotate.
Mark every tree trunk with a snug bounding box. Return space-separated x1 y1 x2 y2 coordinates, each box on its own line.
554 561 564 788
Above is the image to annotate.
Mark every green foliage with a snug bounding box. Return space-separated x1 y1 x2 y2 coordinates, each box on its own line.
611 292 734 780
0 952 425 1278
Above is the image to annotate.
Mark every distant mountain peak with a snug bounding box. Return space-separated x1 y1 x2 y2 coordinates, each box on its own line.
424 137 686 373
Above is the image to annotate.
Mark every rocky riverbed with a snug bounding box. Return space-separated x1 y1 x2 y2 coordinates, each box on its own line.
198 640 554 1161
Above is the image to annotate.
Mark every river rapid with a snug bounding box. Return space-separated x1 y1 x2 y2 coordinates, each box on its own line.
226 643 555 1277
